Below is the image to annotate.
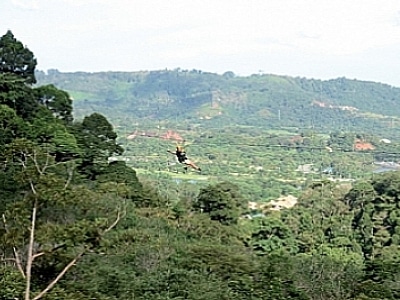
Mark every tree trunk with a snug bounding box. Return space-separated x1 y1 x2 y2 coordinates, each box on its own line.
25 199 37 300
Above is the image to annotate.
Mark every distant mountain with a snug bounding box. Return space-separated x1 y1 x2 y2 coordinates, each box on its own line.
35 69 400 136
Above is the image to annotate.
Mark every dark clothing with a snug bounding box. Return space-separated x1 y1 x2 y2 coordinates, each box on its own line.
176 150 187 163
168 148 201 171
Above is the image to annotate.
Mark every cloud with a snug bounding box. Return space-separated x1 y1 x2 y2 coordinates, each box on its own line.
60 0 108 6
11 0 39 10
4 0 400 86
98 0 400 58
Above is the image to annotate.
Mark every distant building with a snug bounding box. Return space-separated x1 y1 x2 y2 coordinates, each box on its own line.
322 167 334 174
380 138 391 144
373 161 400 173
296 164 314 173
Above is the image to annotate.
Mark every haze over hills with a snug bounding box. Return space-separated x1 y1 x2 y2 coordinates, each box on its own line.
35 68 400 138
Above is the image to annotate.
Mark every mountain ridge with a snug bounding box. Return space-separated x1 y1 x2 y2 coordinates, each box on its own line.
35 69 400 136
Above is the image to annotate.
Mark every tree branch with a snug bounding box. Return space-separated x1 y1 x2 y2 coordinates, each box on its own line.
1 257 17 263
2 214 26 278
32 251 85 300
31 208 125 300
31 151 44 175
29 180 37 195
32 243 67 261
17 157 27 169
43 152 51 173
43 150 61 174
31 252 45 260
28 204 125 300
104 208 124 234
63 167 74 190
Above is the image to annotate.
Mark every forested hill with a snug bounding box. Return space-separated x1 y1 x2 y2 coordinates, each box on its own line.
7 30 400 299
36 69 400 134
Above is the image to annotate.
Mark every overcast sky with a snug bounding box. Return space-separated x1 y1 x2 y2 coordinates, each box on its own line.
3 0 400 87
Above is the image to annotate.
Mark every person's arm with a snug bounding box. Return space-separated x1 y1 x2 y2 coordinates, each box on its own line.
167 150 175 155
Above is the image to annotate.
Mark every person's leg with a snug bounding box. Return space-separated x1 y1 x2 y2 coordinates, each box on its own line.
193 163 201 171
186 160 201 171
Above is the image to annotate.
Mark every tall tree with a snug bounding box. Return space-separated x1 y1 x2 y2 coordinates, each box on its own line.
0 30 37 84
0 73 39 119
34 84 73 124
26 107 81 162
96 160 144 204
193 182 247 225
348 172 400 260
1 139 125 300
251 215 298 255
73 113 124 179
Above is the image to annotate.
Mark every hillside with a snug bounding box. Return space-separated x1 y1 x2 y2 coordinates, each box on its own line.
6 31 400 299
33 68 400 208
35 69 400 137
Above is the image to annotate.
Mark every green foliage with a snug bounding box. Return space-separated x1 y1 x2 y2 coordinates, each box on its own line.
73 113 124 179
27 109 82 162
193 181 247 225
0 31 135 298
36 69 400 137
328 131 356 151
0 265 25 299
0 73 39 119
1 140 127 298
348 172 400 260
357 258 400 300
250 214 298 255
288 253 363 299
280 181 358 254
4 30 400 299
34 84 73 124
0 104 27 146
96 161 145 204
0 30 37 84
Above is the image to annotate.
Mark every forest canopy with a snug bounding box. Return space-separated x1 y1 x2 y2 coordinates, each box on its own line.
2 30 400 300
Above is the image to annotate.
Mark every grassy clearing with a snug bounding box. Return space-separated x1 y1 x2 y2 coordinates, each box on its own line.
68 90 99 101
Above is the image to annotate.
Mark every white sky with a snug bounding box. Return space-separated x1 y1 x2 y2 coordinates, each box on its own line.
3 0 400 87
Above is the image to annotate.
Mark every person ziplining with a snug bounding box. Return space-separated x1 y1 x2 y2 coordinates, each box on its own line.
167 145 201 172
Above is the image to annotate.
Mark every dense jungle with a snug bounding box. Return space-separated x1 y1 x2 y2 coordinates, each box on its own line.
2 29 400 300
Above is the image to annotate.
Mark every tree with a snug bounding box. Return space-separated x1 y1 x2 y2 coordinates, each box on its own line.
34 84 73 124
286 253 363 300
281 180 357 253
250 215 298 255
347 173 400 260
0 73 39 119
222 71 235 79
96 160 144 204
254 254 308 300
0 31 40 119
28 108 82 162
0 104 27 146
0 30 37 84
193 182 247 225
72 113 124 179
1 139 125 300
